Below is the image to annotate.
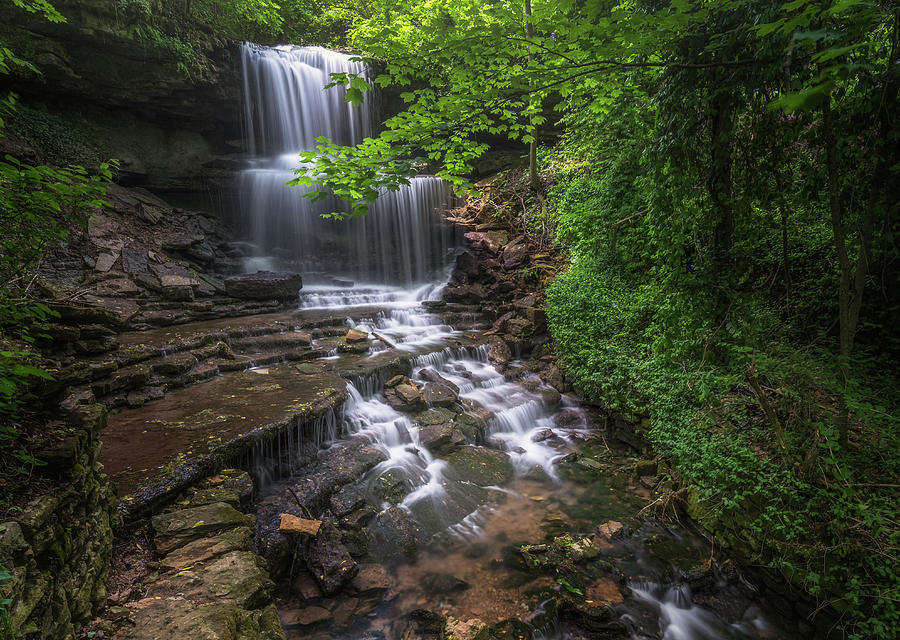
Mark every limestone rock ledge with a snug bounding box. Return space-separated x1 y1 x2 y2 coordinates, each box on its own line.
121 470 285 640
0 391 117 640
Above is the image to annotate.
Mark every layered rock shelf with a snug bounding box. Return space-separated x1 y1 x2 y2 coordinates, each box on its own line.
88 303 491 521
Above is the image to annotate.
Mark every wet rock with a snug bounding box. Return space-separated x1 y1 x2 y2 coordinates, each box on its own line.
512 294 537 310
416 407 457 426
224 271 302 301
330 484 366 518
351 563 392 595
555 408 582 427
279 514 322 536
422 572 470 595
632 459 659 477
384 383 426 412
192 341 235 361
291 572 323 600
421 382 458 408
338 340 370 354
503 316 534 338
400 609 446 636
93 364 151 396
540 388 562 408
385 374 408 388
524 307 548 333
151 352 197 376
51 301 133 328
281 605 331 626
418 423 467 455
594 521 625 551
445 617 490 640
156 550 273 609
125 600 284 640
295 362 320 375
487 337 512 366
372 470 409 504
446 447 513 486
531 429 555 442
421 300 447 311
417 367 460 394
455 411 488 443
345 328 368 343
307 522 358 594
233 332 312 351
337 516 373 548
369 507 423 562
543 363 570 393
331 596 360 630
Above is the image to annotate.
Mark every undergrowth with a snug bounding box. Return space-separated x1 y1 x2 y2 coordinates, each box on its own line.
542 165 900 638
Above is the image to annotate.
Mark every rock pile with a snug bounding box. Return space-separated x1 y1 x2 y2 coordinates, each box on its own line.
115 470 286 640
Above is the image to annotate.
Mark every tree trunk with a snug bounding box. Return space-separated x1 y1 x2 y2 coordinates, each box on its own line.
525 0 538 189
708 90 734 266
822 97 852 447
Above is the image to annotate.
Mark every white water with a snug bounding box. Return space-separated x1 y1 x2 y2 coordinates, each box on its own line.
238 44 460 284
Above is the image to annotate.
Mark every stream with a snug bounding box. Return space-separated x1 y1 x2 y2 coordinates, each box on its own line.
232 44 811 639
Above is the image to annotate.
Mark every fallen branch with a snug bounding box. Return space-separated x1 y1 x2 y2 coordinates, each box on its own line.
371 330 399 349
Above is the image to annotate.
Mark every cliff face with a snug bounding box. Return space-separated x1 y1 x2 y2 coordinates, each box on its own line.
0 392 116 640
0 0 243 191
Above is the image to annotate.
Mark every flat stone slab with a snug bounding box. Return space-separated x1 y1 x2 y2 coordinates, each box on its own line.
148 550 273 609
152 501 252 555
103 363 347 498
224 271 302 301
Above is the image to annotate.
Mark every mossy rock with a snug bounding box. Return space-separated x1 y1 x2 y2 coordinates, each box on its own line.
446 447 513 486
151 501 252 555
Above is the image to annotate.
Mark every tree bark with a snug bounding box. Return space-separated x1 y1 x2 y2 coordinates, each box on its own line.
822 97 852 447
708 90 734 265
525 0 538 188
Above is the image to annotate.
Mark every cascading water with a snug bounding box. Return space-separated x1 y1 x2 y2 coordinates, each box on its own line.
238 43 460 285
238 42 806 640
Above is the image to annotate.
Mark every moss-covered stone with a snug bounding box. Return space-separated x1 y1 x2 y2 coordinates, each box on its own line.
446 447 513 486
151 501 252 555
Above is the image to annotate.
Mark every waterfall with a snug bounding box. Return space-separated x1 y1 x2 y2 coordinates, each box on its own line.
238 43 460 286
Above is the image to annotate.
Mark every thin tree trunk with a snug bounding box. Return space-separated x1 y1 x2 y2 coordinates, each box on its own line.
774 172 791 302
822 97 851 447
708 90 734 264
525 0 538 188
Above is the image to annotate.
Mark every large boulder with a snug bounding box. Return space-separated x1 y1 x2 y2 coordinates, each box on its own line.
502 238 529 269
224 271 303 301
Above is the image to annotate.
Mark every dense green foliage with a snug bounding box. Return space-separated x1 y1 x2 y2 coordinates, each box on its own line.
290 0 899 635
110 0 363 75
0 1 113 469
